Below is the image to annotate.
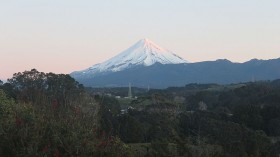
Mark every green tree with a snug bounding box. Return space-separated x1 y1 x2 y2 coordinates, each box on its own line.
45 73 84 107
268 118 280 136
233 104 263 130
0 90 15 156
0 89 14 118
8 69 84 106
8 69 46 102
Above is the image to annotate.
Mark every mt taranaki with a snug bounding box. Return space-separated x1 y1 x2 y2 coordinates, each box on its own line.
71 39 280 88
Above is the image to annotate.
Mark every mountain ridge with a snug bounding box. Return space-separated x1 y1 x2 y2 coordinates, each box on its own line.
70 39 280 88
72 57 280 88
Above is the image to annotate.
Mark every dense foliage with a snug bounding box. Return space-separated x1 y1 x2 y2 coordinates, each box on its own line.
0 70 130 157
98 80 280 157
1 70 280 156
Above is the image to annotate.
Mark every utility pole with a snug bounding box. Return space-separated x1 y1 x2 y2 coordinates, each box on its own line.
128 83 132 99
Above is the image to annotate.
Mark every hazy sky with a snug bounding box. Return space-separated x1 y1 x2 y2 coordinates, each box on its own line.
0 0 280 80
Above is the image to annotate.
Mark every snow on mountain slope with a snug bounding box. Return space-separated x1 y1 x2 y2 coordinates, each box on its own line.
72 38 187 76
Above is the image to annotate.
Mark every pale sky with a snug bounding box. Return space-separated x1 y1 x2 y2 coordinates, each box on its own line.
0 0 280 80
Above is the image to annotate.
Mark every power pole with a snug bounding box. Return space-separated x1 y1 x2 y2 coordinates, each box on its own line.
128 83 132 99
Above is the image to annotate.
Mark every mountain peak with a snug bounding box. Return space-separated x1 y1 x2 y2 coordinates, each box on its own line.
135 38 165 51
140 38 151 42
139 38 152 43
138 38 156 45
72 39 187 76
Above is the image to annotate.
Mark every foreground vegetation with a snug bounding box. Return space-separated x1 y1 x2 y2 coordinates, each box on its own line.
0 69 130 156
1 69 280 156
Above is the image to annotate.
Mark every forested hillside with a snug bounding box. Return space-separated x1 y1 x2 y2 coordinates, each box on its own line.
1 69 280 156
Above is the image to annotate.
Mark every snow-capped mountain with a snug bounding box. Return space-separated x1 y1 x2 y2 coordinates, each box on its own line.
71 38 187 77
70 39 280 88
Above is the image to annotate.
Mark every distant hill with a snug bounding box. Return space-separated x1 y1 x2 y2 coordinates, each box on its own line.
70 39 280 88
72 58 280 89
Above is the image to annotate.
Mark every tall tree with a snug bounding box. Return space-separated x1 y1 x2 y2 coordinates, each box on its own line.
8 69 46 102
8 69 84 106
